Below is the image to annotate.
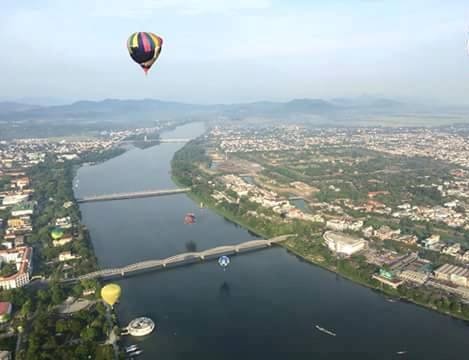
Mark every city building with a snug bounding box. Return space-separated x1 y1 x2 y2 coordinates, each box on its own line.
0 247 33 290
58 251 79 262
323 231 368 256
434 264 469 287
11 202 34 217
1 194 29 206
55 216 72 229
422 234 441 249
442 243 461 256
372 269 403 289
14 177 30 190
398 270 428 285
326 219 363 232
374 225 401 241
0 302 12 323
14 235 24 247
53 236 73 247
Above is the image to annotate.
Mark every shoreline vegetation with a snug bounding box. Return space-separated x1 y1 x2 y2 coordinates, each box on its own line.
5 147 128 360
171 139 469 322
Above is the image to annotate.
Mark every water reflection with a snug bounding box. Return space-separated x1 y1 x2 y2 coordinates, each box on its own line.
218 281 231 300
185 240 198 252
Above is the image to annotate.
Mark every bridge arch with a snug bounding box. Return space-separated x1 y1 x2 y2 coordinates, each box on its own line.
65 235 294 282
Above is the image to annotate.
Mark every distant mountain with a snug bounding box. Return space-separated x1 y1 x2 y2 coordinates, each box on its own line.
330 96 406 109
1 96 468 134
14 97 74 107
0 101 41 114
0 98 205 123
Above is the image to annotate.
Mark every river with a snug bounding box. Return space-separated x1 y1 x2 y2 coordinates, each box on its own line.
75 123 469 360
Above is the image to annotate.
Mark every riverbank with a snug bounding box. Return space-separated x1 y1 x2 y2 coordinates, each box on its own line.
1 146 129 359
178 181 469 322
170 140 469 322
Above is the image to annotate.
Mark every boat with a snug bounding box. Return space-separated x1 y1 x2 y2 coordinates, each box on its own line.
315 325 336 337
126 317 155 337
127 349 143 357
397 351 407 355
184 213 196 224
125 345 139 353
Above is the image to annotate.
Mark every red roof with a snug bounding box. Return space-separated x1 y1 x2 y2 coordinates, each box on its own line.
0 302 11 315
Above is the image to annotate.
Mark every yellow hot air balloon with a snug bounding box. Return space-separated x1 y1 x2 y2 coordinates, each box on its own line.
101 284 121 308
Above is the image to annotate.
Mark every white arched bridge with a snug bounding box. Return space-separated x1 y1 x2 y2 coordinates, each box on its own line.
66 235 293 282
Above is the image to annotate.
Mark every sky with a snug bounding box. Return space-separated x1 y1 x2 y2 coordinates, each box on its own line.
1 0 469 104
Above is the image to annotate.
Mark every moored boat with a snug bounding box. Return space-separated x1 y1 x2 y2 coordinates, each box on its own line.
315 325 336 337
125 345 139 353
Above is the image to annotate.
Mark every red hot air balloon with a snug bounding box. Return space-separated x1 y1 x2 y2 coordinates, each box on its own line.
127 32 163 75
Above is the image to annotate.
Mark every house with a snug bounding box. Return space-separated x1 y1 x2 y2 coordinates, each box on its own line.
374 226 401 241
53 236 73 247
58 251 79 262
55 217 72 229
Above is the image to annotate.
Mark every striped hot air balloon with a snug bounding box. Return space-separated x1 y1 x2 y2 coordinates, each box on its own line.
127 32 163 74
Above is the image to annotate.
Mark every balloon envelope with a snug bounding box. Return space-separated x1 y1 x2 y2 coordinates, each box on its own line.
50 227 64 240
101 284 121 307
218 256 230 268
127 32 163 74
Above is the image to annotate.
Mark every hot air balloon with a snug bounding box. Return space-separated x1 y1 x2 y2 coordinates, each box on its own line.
50 227 64 240
101 283 122 308
218 256 230 270
127 32 163 74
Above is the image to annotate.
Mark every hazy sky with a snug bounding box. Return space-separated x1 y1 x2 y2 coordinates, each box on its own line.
1 0 469 104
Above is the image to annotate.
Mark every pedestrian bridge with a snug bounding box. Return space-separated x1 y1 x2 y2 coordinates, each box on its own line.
77 188 190 203
66 235 293 282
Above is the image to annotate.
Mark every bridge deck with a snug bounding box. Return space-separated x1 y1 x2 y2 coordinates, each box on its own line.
66 235 294 282
77 188 191 203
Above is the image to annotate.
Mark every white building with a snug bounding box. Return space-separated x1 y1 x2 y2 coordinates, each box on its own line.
326 219 363 232
0 247 33 290
55 216 72 229
53 236 73 247
2 194 29 206
422 234 440 249
434 264 469 287
323 231 368 256
58 251 79 262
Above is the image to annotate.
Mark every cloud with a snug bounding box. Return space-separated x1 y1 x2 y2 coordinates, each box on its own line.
91 0 272 17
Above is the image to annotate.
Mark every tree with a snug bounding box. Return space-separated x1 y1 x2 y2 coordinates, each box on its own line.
55 319 68 334
51 284 65 305
20 300 32 318
81 326 98 342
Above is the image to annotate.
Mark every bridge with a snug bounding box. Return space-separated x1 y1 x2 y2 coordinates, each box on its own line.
119 138 190 144
66 235 293 282
160 138 190 143
77 188 190 203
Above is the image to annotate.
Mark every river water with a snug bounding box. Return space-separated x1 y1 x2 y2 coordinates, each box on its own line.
75 123 469 360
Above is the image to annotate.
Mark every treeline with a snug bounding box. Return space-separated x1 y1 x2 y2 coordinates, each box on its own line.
28 156 97 277
14 281 112 360
171 139 211 187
